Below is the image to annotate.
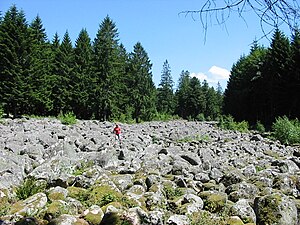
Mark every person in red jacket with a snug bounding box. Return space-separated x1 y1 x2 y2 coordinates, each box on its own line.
113 124 121 145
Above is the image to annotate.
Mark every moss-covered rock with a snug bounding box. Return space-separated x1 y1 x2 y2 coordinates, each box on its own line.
9 193 47 216
67 186 89 203
47 186 68 201
254 193 298 225
230 199 256 224
86 185 122 207
225 216 244 225
199 191 228 213
45 200 71 219
83 205 104 225
0 189 11 217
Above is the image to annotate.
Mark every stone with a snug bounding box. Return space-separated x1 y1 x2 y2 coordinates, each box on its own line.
254 193 298 225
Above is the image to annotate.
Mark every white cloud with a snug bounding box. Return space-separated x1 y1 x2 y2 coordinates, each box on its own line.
190 72 208 80
190 66 230 89
208 66 230 80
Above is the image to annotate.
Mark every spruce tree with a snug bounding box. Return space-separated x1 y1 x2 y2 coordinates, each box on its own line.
58 31 75 113
27 15 53 115
224 42 267 124
263 29 291 124
289 28 300 119
128 42 156 123
175 70 190 119
49 32 65 115
187 77 205 119
0 5 30 116
157 60 175 114
73 28 93 119
92 16 122 120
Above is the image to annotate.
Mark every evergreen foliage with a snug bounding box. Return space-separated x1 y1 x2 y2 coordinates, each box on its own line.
175 71 222 120
0 5 30 117
128 42 157 123
92 16 122 121
224 29 300 128
0 5 224 122
73 28 93 119
157 60 175 114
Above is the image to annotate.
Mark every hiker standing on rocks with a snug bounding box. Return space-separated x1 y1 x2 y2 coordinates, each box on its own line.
113 124 121 145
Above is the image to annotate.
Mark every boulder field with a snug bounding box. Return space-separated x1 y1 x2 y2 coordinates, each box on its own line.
0 118 300 225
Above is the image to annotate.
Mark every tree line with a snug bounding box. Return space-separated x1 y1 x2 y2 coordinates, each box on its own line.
0 5 223 122
223 28 300 127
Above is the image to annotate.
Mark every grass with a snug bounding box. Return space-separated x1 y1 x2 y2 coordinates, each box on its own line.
15 177 47 200
177 134 210 143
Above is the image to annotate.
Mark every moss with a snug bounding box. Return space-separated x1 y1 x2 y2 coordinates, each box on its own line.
9 201 25 215
148 184 160 193
163 185 184 200
87 185 122 207
84 212 103 225
101 202 123 213
0 191 11 216
202 182 218 191
263 150 281 159
225 216 244 225
189 210 226 225
48 192 65 201
200 192 227 213
46 201 69 218
67 186 89 203
257 193 282 225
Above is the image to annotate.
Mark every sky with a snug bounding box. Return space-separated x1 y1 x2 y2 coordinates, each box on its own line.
0 0 292 90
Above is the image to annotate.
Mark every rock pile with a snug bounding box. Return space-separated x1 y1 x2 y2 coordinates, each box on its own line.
0 118 299 225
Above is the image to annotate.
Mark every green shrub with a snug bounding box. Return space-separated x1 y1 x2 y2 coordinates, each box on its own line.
16 177 47 200
58 111 77 125
196 113 205 121
0 105 4 118
272 116 300 145
255 120 266 133
163 186 184 200
153 113 178 122
218 115 249 132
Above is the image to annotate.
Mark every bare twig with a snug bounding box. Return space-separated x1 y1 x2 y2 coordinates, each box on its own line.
180 0 300 41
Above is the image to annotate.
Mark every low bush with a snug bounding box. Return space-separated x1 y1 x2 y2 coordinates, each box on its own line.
272 116 300 145
255 120 266 133
58 111 77 125
218 115 249 132
0 105 4 118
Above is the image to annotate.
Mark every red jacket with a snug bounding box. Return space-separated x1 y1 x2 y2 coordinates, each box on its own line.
114 126 121 135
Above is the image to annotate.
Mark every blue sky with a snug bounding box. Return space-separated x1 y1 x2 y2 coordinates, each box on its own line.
0 0 291 90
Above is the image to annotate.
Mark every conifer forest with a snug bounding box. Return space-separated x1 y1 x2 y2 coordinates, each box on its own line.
0 5 299 126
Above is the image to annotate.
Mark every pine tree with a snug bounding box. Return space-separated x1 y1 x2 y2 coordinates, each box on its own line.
73 28 93 119
92 16 122 120
157 60 174 114
128 42 156 122
0 5 30 116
